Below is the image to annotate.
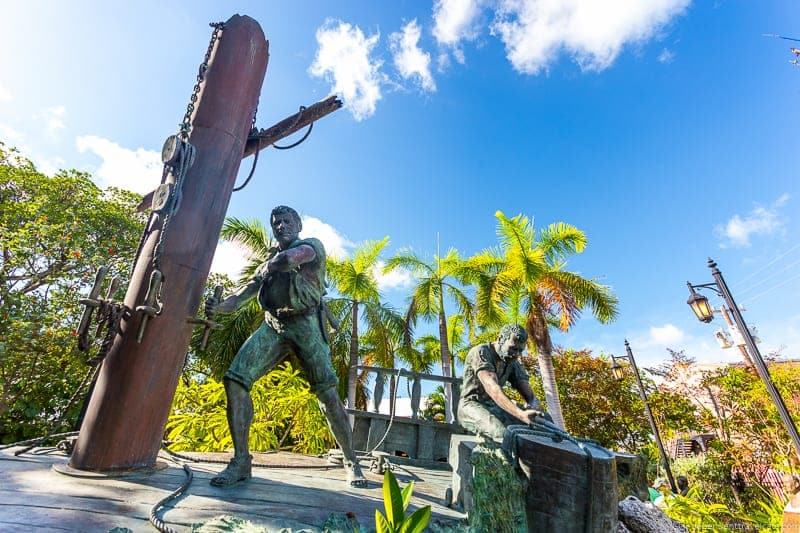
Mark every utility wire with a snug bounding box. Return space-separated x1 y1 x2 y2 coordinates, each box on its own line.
732 242 800 289
736 255 800 297
743 270 800 304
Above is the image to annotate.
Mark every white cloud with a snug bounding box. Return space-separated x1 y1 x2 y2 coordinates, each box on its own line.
390 20 436 92
76 135 161 194
658 48 675 63
0 124 64 175
210 240 250 280
374 260 414 291
36 105 66 137
300 215 354 259
649 323 686 345
491 0 690 74
299 215 411 291
309 20 384 121
0 83 12 102
433 0 484 50
714 194 789 248
0 123 25 144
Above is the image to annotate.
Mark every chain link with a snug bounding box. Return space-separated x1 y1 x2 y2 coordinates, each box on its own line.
180 22 225 140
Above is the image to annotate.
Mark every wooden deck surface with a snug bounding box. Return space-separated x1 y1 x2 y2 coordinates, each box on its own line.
0 448 464 532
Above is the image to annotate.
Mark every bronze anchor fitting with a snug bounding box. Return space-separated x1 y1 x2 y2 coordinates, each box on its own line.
188 285 224 350
77 266 109 352
136 269 164 343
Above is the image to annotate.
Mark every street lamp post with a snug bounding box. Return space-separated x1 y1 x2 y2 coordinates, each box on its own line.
687 258 800 461
612 341 678 494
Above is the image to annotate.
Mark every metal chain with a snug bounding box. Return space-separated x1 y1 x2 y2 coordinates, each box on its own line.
180 22 225 140
151 142 196 275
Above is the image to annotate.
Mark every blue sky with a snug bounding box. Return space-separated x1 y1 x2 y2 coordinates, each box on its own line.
2 1 799 370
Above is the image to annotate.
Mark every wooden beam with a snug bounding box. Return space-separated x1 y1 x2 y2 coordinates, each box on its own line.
242 95 342 158
69 14 269 471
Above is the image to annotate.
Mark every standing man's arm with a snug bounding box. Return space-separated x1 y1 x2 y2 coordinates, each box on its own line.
211 278 260 314
267 244 316 272
477 370 540 425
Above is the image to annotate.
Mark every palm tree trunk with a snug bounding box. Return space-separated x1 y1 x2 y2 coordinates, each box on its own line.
437 294 453 423
528 308 566 430
346 301 359 423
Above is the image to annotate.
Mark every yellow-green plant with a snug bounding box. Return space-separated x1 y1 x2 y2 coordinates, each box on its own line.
375 469 431 533
663 486 734 531
166 362 335 454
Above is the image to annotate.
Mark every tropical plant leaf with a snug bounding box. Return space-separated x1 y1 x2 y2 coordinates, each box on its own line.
401 480 415 511
375 509 392 533
383 469 404 526
398 506 432 533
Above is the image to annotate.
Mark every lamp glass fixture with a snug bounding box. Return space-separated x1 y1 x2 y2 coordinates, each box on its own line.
611 358 625 381
687 288 714 323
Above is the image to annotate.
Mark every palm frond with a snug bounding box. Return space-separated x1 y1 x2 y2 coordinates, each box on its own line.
353 237 389 274
537 222 587 264
384 249 433 277
546 271 619 324
220 217 274 261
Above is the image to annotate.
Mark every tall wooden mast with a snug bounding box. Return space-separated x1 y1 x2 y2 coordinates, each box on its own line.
70 14 269 471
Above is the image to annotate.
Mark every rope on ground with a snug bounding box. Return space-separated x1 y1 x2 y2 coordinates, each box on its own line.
0 431 79 451
149 463 193 533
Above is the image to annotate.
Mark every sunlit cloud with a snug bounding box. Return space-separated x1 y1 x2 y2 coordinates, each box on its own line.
714 194 789 248
36 105 66 138
433 0 484 64
491 0 690 74
75 135 161 194
390 20 436 92
309 19 385 121
210 240 250 280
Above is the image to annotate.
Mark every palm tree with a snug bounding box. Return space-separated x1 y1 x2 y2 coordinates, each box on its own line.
384 248 474 423
198 217 275 377
326 238 407 414
461 211 618 429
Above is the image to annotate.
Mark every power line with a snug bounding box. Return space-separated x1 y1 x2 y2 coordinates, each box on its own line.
763 33 800 42
736 255 800 297
743 269 800 304
732 242 800 289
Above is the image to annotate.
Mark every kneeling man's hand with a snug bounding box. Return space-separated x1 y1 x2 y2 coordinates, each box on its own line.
518 408 542 424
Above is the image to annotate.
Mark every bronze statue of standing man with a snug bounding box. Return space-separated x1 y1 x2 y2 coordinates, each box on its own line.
208 205 366 487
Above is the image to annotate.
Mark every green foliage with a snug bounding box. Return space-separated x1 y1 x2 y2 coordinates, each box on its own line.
0 143 144 442
663 486 736 531
421 385 446 422
375 469 431 533
522 348 699 451
662 485 785 533
671 450 742 511
469 443 527 533
745 496 785 533
166 362 335 455
460 211 618 426
327 238 408 409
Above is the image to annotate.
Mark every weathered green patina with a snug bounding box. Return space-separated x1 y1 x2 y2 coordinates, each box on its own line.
456 324 545 440
210 206 365 488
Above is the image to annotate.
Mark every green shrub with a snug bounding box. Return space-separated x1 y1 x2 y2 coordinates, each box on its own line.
166 362 335 455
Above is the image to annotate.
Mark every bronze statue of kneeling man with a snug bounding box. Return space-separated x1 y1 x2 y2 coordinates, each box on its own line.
207 205 366 488
457 324 552 439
